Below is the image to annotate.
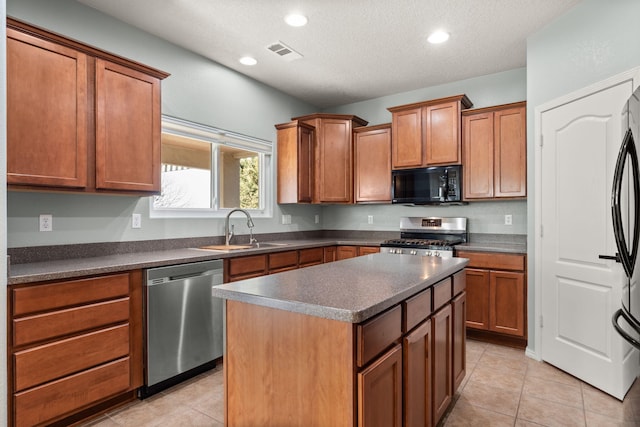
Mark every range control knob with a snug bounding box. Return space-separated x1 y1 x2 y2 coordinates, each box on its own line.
396 248 403 254
410 250 417 255
433 251 441 257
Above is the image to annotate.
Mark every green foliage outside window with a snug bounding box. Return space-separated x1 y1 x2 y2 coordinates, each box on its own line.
240 156 259 209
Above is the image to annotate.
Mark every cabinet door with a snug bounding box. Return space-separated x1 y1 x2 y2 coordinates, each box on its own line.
358 344 402 427
355 126 392 202
403 320 432 427
494 105 526 198
316 118 353 202
276 122 314 203
465 269 490 330
95 59 161 192
463 112 494 199
337 246 358 260
425 101 461 165
392 107 423 168
323 246 337 263
431 304 452 426
490 271 525 336
452 292 466 391
297 124 315 202
7 29 88 188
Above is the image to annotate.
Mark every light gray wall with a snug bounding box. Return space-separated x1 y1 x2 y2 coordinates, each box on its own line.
6 0 322 247
526 0 640 353
6 0 530 248
322 68 527 235
326 67 527 125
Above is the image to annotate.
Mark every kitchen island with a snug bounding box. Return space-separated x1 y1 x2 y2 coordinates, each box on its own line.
212 253 468 426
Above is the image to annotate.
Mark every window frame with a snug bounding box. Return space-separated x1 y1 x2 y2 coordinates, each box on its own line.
150 115 273 219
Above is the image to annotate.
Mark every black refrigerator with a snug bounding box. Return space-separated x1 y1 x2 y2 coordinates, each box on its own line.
610 88 640 348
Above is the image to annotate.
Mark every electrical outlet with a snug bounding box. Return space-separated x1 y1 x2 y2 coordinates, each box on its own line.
132 213 142 229
367 215 374 225
315 214 319 224
39 214 53 232
282 214 292 225
505 214 513 225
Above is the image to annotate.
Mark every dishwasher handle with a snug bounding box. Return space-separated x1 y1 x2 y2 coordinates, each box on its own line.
168 270 219 281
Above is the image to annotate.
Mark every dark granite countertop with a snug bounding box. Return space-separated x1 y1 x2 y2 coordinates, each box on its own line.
211 253 469 323
8 235 525 285
7 238 382 285
455 242 527 254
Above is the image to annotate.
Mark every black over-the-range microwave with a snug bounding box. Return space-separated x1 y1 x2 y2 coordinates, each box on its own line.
391 165 465 205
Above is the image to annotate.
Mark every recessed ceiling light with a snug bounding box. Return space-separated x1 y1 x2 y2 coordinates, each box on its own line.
427 30 450 44
239 56 257 66
285 13 308 27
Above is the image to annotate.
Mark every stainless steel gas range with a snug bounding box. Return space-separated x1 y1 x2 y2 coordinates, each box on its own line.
380 217 468 258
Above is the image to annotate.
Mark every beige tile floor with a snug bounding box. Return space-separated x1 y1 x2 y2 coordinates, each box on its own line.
82 339 640 426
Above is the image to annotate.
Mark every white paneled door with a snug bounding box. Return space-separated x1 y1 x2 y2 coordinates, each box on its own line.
538 71 640 399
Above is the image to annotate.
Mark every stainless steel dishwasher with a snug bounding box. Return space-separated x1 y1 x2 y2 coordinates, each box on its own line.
141 259 224 397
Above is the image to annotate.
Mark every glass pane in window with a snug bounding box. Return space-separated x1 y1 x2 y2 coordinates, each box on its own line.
219 145 260 209
153 134 212 209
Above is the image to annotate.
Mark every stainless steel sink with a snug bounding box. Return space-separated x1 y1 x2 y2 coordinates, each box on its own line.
197 242 289 252
253 242 289 248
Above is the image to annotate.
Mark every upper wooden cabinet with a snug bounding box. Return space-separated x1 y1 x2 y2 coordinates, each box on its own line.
275 120 315 203
6 18 168 195
292 113 368 203
354 123 392 203
388 95 472 169
462 101 527 200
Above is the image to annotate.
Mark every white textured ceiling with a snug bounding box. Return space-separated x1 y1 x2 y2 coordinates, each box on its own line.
78 0 581 108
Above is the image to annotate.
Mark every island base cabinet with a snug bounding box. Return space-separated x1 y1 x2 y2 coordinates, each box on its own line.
358 344 403 427
224 300 355 426
403 319 432 427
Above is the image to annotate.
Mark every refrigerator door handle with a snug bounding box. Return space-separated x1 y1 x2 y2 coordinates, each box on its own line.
612 308 640 350
611 128 640 278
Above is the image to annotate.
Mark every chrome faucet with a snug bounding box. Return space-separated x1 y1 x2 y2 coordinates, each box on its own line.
225 208 256 246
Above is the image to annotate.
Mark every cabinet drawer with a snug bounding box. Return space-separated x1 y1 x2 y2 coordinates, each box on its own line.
403 288 431 333
357 305 402 367
13 298 129 347
453 270 466 296
14 357 130 427
299 247 324 267
358 246 380 256
268 251 298 271
456 251 525 271
433 277 452 312
14 324 129 391
227 255 267 278
12 273 130 316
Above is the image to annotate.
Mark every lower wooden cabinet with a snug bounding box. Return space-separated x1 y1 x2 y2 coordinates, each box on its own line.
358 344 403 427
403 319 432 427
431 304 453 425
337 245 359 260
9 271 143 427
457 250 527 346
337 245 381 260
324 246 338 263
452 291 467 391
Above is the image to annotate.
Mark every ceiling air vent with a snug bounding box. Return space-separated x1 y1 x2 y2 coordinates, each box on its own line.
267 41 303 62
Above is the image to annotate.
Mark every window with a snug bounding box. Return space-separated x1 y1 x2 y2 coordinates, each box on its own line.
151 116 272 218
